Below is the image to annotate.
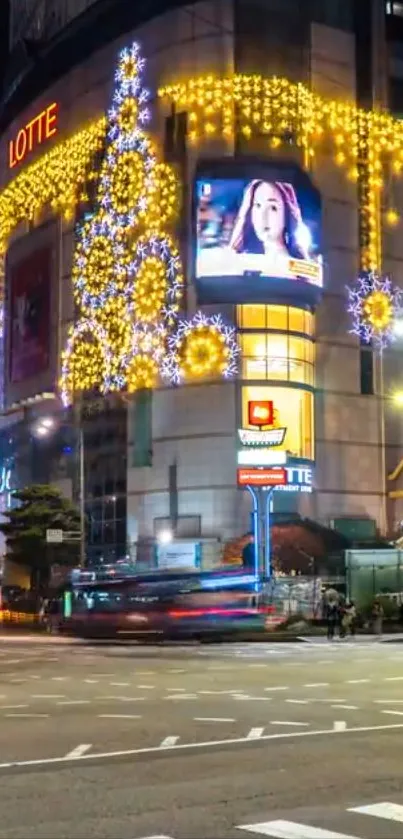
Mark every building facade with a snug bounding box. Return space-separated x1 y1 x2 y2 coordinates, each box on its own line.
1 0 403 568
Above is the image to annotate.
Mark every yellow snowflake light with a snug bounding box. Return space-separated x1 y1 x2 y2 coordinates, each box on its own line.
347 272 401 349
163 312 239 384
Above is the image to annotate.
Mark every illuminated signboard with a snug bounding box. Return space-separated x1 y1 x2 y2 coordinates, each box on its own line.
238 427 287 447
271 465 313 494
237 449 287 466
8 103 58 169
248 400 273 427
194 159 322 304
237 467 287 487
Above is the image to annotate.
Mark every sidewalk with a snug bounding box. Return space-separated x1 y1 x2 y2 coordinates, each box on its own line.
299 633 403 643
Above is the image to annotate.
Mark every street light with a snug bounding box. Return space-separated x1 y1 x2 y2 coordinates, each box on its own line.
394 319 403 339
158 529 173 545
393 390 403 407
32 415 86 568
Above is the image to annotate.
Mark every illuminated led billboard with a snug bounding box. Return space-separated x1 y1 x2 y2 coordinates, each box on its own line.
194 159 322 305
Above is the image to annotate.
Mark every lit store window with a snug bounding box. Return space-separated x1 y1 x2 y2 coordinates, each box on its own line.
241 385 314 461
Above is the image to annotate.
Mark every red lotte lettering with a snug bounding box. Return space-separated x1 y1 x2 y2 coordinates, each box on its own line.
8 103 58 169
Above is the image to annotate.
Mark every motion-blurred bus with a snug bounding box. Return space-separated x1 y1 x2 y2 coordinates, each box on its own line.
59 569 270 640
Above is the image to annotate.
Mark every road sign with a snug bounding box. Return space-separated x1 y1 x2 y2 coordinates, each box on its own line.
46 529 63 544
237 467 287 487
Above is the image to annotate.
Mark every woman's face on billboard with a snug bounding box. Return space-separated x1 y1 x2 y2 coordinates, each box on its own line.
251 182 285 248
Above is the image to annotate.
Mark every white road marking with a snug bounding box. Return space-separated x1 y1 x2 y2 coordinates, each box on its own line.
98 714 142 719
331 705 358 710
84 679 98 684
110 682 130 687
51 676 69 681
234 695 272 702
167 669 186 673
64 744 91 759
166 688 186 692
6 713 49 718
31 694 65 699
165 693 197 700
57 700 91 705
349 801 403 822
381 710 403 716
135 670 156 675
247 727 265 739
238 818 357 838
304 682 329 688
159 736 179 747
374 699 403 704
333 721 347 731
0 704 28 709
137 685 155 689
345 679 370 684
96 695 145 702
285 699 309 705
384 676 403 681
1 720 403 771
194 717 236 723
264 687 289 692
270 721 310 727
29 676 41 679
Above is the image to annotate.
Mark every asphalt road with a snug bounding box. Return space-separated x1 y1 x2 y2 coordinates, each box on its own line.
0 637 403 837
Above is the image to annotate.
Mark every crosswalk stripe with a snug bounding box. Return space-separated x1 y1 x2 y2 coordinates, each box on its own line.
349 801 403 822
237 819 358 838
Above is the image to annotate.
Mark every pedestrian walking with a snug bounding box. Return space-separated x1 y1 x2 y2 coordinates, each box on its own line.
326 599 339 640
372 597 383 638
340 601 356 639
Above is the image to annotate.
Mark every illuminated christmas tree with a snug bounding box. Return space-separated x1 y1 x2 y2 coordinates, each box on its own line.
60 42 238 406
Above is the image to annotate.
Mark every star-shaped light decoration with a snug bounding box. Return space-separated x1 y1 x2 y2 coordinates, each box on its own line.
347 272 402 349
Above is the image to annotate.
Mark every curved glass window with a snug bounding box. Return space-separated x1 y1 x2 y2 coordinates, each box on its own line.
238 304 314 336
239 332 315 385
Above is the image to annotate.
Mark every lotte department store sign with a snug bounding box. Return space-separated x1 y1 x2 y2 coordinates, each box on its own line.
8 103 59 169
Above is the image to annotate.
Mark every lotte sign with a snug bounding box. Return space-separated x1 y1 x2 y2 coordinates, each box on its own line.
8 103 58 169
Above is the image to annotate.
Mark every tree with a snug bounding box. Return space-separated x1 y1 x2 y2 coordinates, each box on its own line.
0 484 82 589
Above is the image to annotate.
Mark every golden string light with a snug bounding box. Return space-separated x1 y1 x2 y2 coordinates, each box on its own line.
146 163 179 230
180 327 230 380
159 74 403 270
117 98 139 133
363 289 393 331
103 148 148 218
132 256 169 323
60 321 110 404
0 117 106 253
73 232 117 306
126 354 159 392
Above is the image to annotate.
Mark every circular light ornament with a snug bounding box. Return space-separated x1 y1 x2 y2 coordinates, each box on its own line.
347 272 402 349
163 312 239 385
117 98 139 133
128 235 183 329
60 319 112 406
132 256 168 323
146 163 179 229
126 354 159 392
74 232 117 308
109 150 146 216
